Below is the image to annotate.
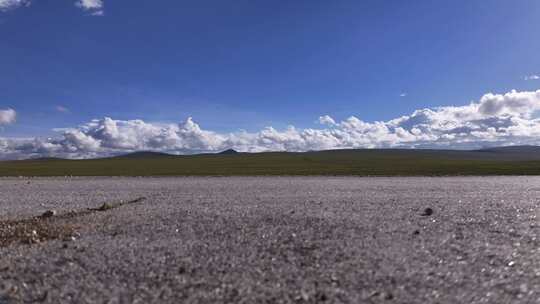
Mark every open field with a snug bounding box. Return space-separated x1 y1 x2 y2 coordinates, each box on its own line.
1 176 539 303
3 147 540 176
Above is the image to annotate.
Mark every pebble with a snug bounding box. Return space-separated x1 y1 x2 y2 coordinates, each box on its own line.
421 208 434 216
63 236 77 242
40 210 56 218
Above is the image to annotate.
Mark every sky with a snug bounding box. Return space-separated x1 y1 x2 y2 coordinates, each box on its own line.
1 0 540 159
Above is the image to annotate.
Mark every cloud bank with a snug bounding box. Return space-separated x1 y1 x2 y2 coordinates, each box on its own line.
2 89 540 159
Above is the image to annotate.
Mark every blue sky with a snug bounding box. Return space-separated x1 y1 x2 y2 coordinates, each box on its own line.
1 0 540 158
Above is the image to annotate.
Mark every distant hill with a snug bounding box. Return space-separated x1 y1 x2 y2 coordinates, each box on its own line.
218 149 239 155
477 145 540 153
3 146 540 176
473 145 540 161
26 157 64 161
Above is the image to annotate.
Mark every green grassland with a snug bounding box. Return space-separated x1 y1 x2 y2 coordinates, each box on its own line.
2 149 540 176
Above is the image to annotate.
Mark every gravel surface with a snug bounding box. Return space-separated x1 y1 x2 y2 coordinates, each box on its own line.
1 176 539 303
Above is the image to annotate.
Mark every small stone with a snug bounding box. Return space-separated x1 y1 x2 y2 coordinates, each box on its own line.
97 202 113 211
421 208 434 216
369 291 381 298
40 210 56 218
413 230 420 235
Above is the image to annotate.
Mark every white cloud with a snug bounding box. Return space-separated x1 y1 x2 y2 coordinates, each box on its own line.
0 0 30 11
400 93 407 97
75 0 102 10
75 0 103 15
3 89 540 159
477 90 540 117
525 75 540 81
0 108 16 125
90 9 103 16
0 0 104 14
318 115 336 126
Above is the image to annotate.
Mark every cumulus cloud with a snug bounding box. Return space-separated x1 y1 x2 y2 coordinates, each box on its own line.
477 90 540 117
3 89 540 159
0 0 30 11
0 109 16 125
75 0 103 15
318 115 336 126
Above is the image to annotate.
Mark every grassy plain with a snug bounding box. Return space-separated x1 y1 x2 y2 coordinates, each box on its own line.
2 148 540 176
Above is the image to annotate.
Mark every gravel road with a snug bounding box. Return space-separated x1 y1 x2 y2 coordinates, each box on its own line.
1 177 539 303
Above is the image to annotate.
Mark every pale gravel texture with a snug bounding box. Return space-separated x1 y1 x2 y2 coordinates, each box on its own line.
0 176 539 303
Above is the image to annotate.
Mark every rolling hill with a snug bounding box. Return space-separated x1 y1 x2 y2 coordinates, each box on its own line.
1 146 540 176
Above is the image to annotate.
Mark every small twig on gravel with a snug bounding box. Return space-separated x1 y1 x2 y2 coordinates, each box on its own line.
88 196 146 212
0 196 147 247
